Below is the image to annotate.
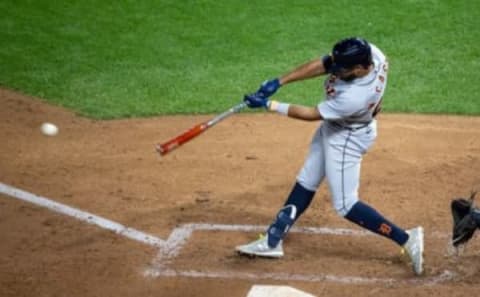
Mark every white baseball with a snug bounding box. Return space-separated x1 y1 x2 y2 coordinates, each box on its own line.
40 122 59 136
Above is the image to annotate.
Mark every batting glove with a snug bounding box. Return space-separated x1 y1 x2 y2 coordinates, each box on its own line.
256 78 281 98
244 93 268 108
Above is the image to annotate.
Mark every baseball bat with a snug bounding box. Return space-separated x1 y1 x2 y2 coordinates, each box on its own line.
155 102 247 156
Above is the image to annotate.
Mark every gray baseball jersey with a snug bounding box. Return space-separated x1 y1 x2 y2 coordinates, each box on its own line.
297 43 388 216
319 44 387 128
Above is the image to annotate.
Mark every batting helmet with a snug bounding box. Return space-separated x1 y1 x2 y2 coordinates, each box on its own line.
330 37 372 74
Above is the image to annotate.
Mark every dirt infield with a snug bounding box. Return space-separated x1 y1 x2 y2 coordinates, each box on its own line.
1 87 480 297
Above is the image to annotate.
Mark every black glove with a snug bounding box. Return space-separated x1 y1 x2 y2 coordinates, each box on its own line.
451 192 480 247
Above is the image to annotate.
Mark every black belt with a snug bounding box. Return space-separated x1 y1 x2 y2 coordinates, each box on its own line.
329 121 372 131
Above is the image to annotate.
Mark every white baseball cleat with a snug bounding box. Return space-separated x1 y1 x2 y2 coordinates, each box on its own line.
403 227 424 276
235 234 284 258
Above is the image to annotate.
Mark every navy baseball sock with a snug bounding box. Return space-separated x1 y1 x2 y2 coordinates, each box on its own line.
345 201 409 246
284 182 316 219
267 182 315 247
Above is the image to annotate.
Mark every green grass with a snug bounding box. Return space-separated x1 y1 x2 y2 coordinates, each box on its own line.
1 0 479 118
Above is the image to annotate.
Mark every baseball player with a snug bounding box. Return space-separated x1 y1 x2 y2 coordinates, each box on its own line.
235 37 425 275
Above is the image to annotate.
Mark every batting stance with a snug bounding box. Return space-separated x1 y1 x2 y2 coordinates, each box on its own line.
235 37 424 275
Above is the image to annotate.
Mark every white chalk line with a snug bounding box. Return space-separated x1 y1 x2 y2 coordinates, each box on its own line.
183 223 374 236
150 223 376 268
148 223 455 286
144 267 457 287
0 181 455 286
0 182 165 248
155 223 449 262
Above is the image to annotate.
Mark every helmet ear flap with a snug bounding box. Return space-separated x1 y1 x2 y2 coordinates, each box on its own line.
322 54 334 73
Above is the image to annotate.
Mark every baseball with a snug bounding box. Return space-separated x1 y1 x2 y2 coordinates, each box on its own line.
40 122 59 136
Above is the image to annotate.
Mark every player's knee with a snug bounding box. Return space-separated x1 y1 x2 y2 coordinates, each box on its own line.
332 196 358 217
296 177 320 192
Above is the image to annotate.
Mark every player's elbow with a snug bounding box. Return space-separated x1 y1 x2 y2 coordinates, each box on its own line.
290 106 322 121
305 114 322 121
304 108 323 121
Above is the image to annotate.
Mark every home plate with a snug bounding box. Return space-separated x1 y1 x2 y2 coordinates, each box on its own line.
247 285 316 297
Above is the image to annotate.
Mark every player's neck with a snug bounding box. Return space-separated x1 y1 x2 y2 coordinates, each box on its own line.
357 64 374 78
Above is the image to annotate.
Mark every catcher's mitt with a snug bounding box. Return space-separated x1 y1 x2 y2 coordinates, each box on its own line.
451 191 479 247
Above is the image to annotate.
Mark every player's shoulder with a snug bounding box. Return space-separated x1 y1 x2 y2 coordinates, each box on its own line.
335 83 368 103
369 43 387 62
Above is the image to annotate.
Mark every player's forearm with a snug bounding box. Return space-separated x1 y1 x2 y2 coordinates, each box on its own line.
268 101 322 121
287 104 323 121
279 59 326 86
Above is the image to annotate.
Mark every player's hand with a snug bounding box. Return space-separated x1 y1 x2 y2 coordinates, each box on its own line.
244 93 268 108
256 78 280 98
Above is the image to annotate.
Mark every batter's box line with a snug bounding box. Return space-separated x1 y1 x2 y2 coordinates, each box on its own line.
0 182 166 248
146 223 455 286
0 182 455 286
145 267 456 287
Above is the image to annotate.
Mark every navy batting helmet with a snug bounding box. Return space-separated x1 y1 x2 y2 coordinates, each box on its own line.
330 37 372 74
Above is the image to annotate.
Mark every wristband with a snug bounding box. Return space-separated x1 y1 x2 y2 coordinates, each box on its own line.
267 100 290 116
